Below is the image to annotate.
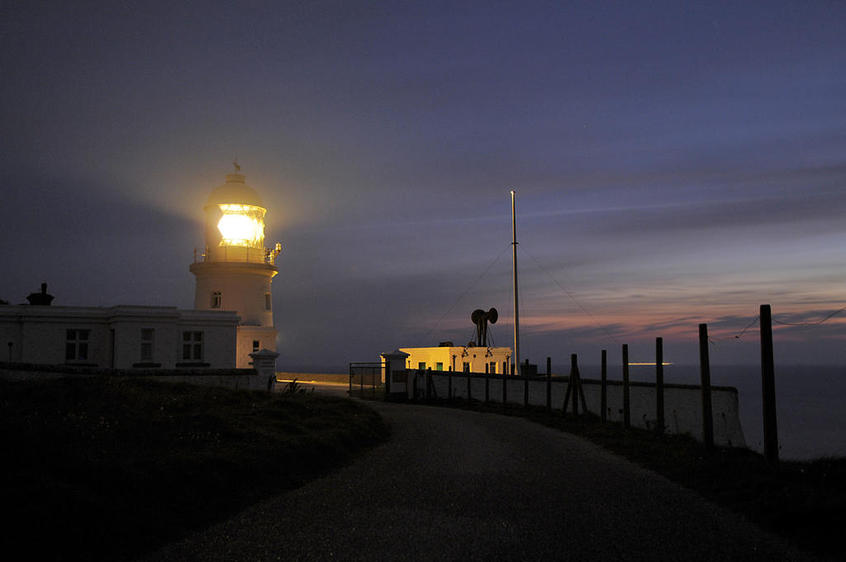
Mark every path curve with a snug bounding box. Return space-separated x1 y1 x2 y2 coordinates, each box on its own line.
147 399 814 561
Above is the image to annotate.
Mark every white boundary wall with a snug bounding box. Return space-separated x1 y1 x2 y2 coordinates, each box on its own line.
402 372 745 447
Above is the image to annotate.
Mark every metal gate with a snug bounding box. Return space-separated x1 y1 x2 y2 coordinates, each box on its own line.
348 362 383 398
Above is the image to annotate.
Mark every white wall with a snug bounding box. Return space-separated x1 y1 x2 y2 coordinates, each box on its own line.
0 305 239 369
20 318 110 366
109 307 181 368
406 372 746 447
180 310 239 369
191 263 276 327
0 322 20 362
399 346 511 374
236 325 278 368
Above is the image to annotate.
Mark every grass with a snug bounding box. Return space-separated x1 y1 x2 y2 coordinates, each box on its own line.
396 396 846 560
0 376 388 561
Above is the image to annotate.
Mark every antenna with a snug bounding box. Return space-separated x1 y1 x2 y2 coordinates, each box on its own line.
511 189 520 375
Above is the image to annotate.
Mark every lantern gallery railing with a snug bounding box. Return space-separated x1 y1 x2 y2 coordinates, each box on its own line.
193 243 281 265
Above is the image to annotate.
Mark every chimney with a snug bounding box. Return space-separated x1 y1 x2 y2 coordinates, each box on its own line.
26 282 54 306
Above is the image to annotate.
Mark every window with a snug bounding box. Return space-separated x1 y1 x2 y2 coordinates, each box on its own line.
435 362 443 371
211 291 222 308
252 340 260 352
140 329 154 361
463 362 470 373
182 331 203 361
65 329 90 361
417 362 426 370
265 293 272 310
489 361 496 374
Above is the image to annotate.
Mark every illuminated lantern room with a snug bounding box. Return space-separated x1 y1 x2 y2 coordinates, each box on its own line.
202 172 280 264
218 204 264 248
190 166 281 368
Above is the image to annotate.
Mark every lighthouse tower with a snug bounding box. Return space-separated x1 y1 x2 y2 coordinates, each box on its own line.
190 166 281 368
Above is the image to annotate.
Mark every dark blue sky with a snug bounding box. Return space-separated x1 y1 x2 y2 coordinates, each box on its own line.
2 1 845 370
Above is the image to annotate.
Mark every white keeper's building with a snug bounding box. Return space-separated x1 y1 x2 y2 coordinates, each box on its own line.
0 167 281 370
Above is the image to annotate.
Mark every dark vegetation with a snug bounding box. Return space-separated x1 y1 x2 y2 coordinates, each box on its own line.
399 396 846 560
1 377 388 561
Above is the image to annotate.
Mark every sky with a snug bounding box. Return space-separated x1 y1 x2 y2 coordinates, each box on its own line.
1 1 845 372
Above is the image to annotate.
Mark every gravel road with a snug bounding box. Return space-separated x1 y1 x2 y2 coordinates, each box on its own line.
146 399 815 561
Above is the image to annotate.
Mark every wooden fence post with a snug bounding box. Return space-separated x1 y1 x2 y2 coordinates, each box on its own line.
485 373 490 403
600 349 607 423
571 354 579 416
562 355 572 415
562 354 587 417
698 324 714 451
576 355 588 413
622 344 630 428
760 304 779 465
656 337 664 434
448 369 453 401
546 357 552 411
467 372 472 403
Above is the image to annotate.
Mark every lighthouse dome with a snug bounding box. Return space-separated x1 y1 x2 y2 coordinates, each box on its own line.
205 173 264 208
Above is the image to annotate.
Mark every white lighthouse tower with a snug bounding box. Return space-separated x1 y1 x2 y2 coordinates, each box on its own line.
190 166 281 368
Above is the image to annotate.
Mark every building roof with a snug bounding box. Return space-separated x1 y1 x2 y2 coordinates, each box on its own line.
0 304 241 325
205 172 264 208
399 345 511 352
381 349 410 359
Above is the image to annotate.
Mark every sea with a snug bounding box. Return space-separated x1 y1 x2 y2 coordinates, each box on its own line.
577 363 846 461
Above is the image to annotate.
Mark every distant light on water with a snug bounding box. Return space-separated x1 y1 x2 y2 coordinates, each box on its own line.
628 362 674 366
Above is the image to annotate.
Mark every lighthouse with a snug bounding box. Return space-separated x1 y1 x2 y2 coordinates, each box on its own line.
190 166 281 368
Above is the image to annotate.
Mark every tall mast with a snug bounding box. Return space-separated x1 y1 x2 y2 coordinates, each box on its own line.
511 189 520 375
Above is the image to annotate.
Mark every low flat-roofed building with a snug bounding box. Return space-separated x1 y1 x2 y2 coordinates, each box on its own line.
0 302 239 369
399 344 512 374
